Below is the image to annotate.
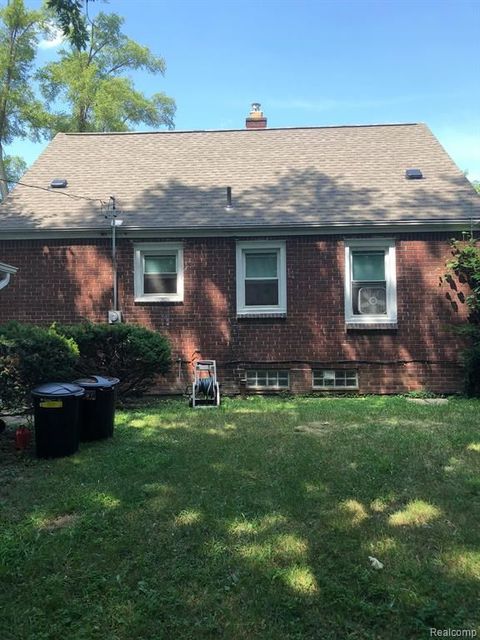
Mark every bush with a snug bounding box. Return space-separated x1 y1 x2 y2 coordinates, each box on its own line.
451 324 480 396
0 322 171 409
57 323 171 396
445 238 480 396
0 322 79 413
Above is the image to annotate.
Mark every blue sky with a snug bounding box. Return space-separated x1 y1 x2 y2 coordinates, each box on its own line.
10 0 480 180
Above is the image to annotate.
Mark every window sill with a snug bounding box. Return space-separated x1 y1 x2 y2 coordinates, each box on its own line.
245 387 290 393
346 322 398 331
237 312 287 319
134 297 183 304
312 386 359 391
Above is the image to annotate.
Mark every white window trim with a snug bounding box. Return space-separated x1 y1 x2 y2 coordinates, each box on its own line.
246 370 290 390
344 239 397 325
312 369 359 390
236 240 287 316
134 243 184 302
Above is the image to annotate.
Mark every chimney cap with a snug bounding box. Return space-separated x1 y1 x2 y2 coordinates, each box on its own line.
246 103 267 129
249 103 263 118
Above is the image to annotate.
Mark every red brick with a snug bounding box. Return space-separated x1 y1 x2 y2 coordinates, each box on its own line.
0 233 468 394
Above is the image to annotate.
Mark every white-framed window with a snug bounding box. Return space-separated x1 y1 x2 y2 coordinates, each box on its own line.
134 243 184 302
246 370 290 389
236 241 287 315
312 369 358 389
344 239 397 325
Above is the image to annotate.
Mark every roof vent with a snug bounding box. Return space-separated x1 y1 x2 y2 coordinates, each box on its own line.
225 186 233 211
405 169 423 180
50 178 68 188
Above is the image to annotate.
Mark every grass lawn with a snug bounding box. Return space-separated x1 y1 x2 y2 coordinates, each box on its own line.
1 396 480 639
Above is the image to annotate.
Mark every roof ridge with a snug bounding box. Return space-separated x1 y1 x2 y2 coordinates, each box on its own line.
62 122 422 137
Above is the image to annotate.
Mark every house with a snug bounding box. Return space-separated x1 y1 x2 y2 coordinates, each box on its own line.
1 105 479 394
0 261 17 291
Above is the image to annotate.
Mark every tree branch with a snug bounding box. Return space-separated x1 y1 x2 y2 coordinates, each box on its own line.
106 59 136 75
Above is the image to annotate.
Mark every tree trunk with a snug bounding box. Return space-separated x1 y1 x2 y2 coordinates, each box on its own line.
0 142 9 201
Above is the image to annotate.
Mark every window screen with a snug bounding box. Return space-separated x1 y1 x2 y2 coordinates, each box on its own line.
351 251 387 316
144 254 177 294
244 252 279 306
352 252 385 281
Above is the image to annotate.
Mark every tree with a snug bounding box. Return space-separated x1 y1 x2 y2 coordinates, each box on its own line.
4 153 27 189
46 0 91 50
445 237 480 395
38 11 175 134
0 0 48 201
472 181 480 195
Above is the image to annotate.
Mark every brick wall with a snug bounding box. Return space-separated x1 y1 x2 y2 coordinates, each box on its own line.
0 233 468 394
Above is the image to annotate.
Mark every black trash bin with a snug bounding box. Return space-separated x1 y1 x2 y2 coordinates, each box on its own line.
74 376 120 442
31 383 85 458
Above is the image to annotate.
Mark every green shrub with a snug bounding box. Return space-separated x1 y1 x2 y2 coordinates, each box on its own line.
0 322 79 413
451 324 480 396
57 323 171 396
445 238 480 396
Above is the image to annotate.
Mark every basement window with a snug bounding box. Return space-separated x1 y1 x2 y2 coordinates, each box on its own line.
246 370 290 389
344 239 397 325
313 370 358 390
134 243 183 302
236 241 287 315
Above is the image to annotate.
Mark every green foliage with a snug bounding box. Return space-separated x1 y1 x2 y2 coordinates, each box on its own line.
0 321 171 411
38 11 175 134
403 389 438 399
460 340 480 397
0 0 49 200
46 0 90 51
57 322 171 396
445 237 480 395
446 238 480 318
3 153 26 189
0 322 79 412
0 2 175 200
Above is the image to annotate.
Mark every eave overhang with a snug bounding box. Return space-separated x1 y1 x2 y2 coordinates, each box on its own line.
0 218 478 240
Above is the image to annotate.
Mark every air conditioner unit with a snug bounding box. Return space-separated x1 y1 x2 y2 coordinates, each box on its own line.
358 287 386 315
108 310 123 324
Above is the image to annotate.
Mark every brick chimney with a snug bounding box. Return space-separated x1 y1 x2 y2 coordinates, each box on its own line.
245 103 267 129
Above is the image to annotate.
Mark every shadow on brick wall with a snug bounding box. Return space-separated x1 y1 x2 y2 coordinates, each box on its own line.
0 169 475 392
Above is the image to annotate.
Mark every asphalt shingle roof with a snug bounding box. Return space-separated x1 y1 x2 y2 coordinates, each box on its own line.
1 123 479 233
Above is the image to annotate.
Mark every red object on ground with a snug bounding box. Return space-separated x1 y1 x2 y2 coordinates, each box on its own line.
15 427 31 450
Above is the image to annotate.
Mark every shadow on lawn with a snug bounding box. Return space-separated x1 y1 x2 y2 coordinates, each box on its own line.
8 402 480 638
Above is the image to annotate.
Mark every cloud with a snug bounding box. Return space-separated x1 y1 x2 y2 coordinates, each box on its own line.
38 26 65 50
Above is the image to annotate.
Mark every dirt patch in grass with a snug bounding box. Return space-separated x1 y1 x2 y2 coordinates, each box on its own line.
406 398 449 405
40 514 80 531
294 421 330 435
